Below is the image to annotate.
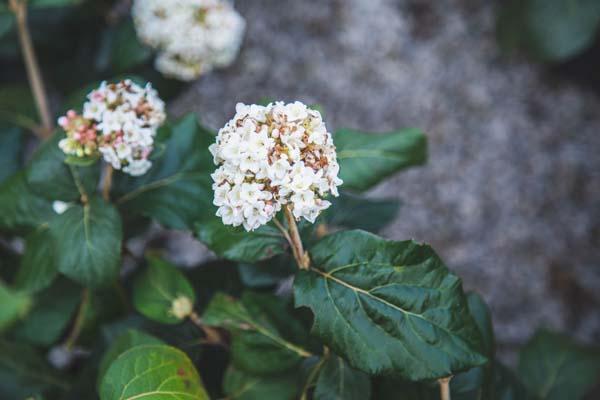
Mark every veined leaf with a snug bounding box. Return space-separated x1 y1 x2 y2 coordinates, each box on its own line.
335 128 426 191
314 355 371 400
203 292 312 375
294 230 486 380
518 330 600 400
14 226 58 293
0 281 31 332
223 366 299 400
0 171 53 232
49 196 122 287
132 256 196 324
99 344 209 400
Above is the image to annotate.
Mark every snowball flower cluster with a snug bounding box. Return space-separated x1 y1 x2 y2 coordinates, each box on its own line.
132 0 245 81
58 80 166 176
210 101 343 231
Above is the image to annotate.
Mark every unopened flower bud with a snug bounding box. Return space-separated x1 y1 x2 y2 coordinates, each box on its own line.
170 295 194 320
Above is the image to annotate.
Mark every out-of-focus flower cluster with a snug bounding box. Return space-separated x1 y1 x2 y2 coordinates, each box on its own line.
132 0 246 81
58 80 166 176
210 101 343 231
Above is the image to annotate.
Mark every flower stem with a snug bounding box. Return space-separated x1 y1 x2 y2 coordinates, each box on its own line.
9 0 53 139
283 205 310 270
438 376 452 400
102 164 114 201
64 288 90 350
189 310 225 346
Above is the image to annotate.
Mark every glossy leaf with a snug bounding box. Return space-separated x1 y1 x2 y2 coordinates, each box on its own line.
335 128 426 191
0 281 31 332
294 230 486 380
49 196 123 287
0 171 53 232
518 330 600 400
203 292 312 375
223 366 299 400
132 256 196 324
314 355 371 400
97 329 164 388
14 226 58 293
114 114 214 230
99 344 209 400
196 217 286 263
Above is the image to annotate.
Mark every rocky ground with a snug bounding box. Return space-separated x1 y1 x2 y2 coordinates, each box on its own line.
167 0 600 363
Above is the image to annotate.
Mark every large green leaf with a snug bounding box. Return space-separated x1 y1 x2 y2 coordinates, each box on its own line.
497 0 600 62
0 123 23 184
335 128 426 191
26 132 100 202
99 344 209 400
323 191 400 232
0 281 31 332
0 171 53 232
0 339 68 398
11 279 80 346
97 329 164 389
14 226 58 293
114 114 214 230
132 256 196 324
49 196 123 287
223 366 299 400
203 292 312 375
314 355 371 400
294 230 486 380
195 218 286 263
518 330 600 400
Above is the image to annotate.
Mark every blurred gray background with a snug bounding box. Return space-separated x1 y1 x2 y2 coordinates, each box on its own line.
166 0 600 362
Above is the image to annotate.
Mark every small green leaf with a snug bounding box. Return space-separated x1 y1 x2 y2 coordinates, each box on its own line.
223 366 299 400
11 279 80 346
294 230 486 380
323 191 400 232
314 355 371 400
14 226 58 293
195 218 286 263
335 128 426 191
99 344 209 400
0 124 23 184
109 19 152 72
27 133 100 202
97 329 164 389
203 292 312 375
114 114 214 230
518 330 600 400
0 171 53 232
0 281 31 332
133 256 195 324
50 196 123 287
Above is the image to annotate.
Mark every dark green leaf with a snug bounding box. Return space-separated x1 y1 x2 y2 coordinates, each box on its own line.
314 355 371 400
518 330 600 400
0 280 31 332
497 0 600 62
109 19 152 72
492 362 533 400
114 114 214 230
0 124 23 184
203 292 312 375
29 0 83 8
323 191 400 232
372 377 438 400
196 218 286 263
223 366 299 400
0 171 53 232
132 256 196 324
335 128 426 191
50 196 123 287
11 279 80 346
294 230 486 380
97 329 164 389
0 85 37 129
0 14 14 39
14 226 58 293
99 344 209 400
237 255 295 288
27 133 100 202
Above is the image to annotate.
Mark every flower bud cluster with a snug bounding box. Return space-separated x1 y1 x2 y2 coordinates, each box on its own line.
58 80 166 176
132 0 245 81
210 102 343 231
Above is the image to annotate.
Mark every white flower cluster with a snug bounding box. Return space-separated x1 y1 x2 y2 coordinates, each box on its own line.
210 102 343 231
58 80 166 176
132 0 246 81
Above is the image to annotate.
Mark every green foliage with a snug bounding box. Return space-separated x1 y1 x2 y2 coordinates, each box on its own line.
0 280 31 332
99 344 209 400
132 256 196 324
497 0 600 62
294 230 486 380
322 191 400 232
14 226 58 293
0 171 53 232
335 128 426 191
314 355 371 400
0 124 23 184
223 366 300 400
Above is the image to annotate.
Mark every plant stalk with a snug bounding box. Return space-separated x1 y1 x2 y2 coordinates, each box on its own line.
283 205 310 270
439 376 452 400
189 311 224 346
102 164 114 201
9 0 53 138
64 288 90 350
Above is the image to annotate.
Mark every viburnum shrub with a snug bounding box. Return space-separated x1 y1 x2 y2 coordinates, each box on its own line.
1 1 600 400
